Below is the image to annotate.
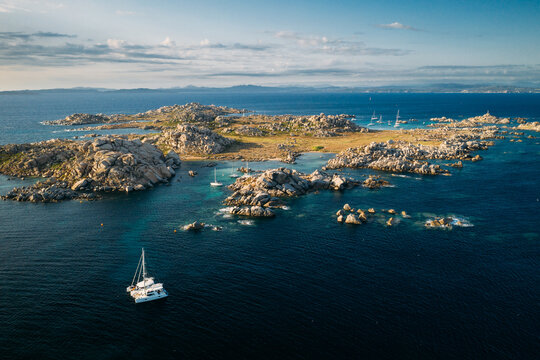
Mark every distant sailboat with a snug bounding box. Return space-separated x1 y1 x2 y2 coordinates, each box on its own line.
377 115 383 124
367 111 376 126
210 168 223 187
394 109 400 128
126 248 168 303
229 166 239 178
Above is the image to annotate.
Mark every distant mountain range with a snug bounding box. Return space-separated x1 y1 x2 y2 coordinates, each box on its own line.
1 84 539 95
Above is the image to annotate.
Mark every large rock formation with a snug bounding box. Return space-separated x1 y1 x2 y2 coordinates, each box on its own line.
160 124 234 155
0 136 181 202
515 121 540 132
256 113 367 135
325 139 492 175
139 103 243 123
429 112 510 127
223 168 359 217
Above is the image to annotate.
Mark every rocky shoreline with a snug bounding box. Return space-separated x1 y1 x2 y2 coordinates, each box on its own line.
0 136 181 202
324 127 496 174
223 167 359 217
2 103 530 204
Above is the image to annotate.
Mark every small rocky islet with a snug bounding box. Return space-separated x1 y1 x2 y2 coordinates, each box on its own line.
1 104 536 225
335 203 471 229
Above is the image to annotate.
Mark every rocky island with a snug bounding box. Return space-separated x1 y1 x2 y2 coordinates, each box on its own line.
223 168 359 217
1 102 531 204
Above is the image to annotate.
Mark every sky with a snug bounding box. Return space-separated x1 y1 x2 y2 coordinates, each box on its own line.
0 0 539 90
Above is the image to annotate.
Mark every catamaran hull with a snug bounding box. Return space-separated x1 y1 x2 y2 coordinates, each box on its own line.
134 292 168 303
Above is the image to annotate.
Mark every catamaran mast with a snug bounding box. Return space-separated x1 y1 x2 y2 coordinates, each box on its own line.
142 248 147 278
131 253 143 286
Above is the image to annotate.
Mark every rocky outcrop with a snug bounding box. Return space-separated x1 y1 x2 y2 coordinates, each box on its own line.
0 136 181 202
515 121 540 132
1 178 99 202
252 113 367 135
183 221 205 231
139 103 243 124
325 138 492 175
362 175 391 189
429 112 510 127
223 168 359 216
160 124 234 155
42 113 112 125
228 206 275 217
336 205 408 226
232 126 265 136
425 217 453 228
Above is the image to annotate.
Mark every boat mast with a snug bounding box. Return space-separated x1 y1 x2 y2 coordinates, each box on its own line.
131 253 143 286
142 248 147 289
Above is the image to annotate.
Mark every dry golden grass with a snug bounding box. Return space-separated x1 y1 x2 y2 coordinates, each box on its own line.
182 130 441 161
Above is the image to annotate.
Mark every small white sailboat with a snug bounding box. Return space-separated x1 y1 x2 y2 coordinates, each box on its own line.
126 248 168 303
210 168 223 187
229 166 239 178
377 115 383 124
394 109 400 127
367 110 376 126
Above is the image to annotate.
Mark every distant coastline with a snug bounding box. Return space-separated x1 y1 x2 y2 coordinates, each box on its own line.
1 84 539 95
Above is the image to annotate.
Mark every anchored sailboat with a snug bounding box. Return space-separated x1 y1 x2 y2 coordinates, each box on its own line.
394 109 400 127
210 168 223 187
126 248 168 303
229 166 239 178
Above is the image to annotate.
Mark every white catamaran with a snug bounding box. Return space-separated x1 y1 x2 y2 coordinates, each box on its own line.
126 248 168 303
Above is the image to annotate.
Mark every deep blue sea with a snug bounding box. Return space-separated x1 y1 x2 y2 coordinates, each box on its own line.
0 90 539 359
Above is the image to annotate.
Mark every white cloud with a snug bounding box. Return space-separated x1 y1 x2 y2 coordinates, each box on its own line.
160 37 176 47
200 38 210 46
376 22 420 31
272 31 409 56
106 39 126 49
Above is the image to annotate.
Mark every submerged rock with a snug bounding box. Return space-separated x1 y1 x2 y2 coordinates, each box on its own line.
183 221 205 231
363 176 391 189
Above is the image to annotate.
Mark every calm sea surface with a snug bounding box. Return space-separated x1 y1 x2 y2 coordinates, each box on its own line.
0 91 539 359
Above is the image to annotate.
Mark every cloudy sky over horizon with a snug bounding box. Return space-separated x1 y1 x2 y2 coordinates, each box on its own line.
0 0 539 90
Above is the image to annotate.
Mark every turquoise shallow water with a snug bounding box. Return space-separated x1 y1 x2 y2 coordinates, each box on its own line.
0 91 539 359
